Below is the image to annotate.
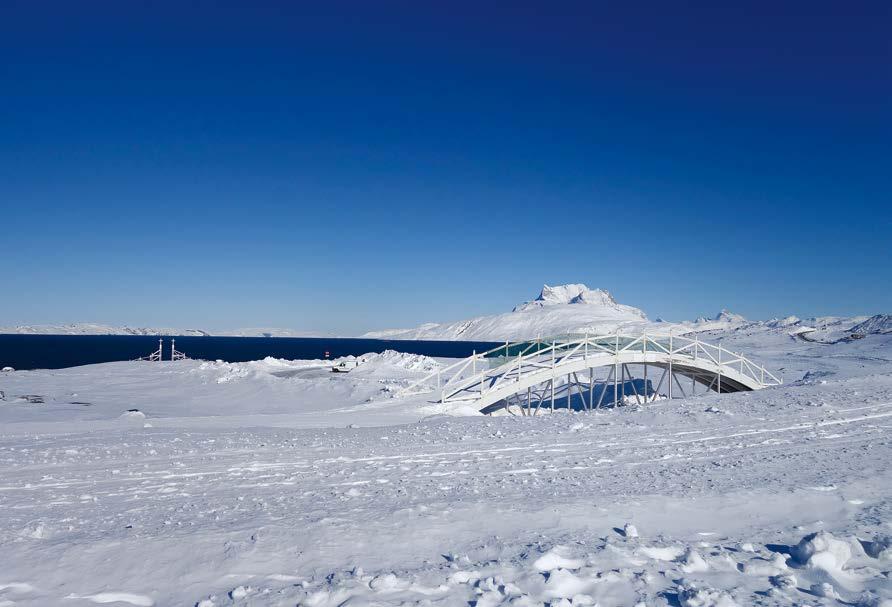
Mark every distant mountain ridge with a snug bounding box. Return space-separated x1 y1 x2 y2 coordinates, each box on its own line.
6 289 888 344
364 283 891 343
0 324 326 338
0 324 212 337
364 284 653 341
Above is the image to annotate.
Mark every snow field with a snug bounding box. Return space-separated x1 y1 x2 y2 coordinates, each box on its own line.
1 370 890 605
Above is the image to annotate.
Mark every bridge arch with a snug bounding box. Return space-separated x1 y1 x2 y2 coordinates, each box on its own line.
401 333 782 415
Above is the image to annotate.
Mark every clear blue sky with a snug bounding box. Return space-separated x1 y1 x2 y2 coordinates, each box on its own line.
2 1 890 333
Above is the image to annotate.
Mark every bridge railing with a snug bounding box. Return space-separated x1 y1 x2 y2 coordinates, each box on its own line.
399 332 782 402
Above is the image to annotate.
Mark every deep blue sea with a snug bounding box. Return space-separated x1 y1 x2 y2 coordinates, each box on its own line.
0 335 501 371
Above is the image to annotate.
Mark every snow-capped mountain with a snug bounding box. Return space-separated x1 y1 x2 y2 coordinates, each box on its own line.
364 284 654 341
683 309 750 332
512 284 646 318
849 314 892 335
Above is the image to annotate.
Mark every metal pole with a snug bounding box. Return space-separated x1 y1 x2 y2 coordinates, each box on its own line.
644 361 648 403
668 333 673 399
550 378 555 413
717 345 722 394
171 339 175 361
614 335 619 405
621 364 626 401
567 373 571 413
551 342 556 413
589 367 594 412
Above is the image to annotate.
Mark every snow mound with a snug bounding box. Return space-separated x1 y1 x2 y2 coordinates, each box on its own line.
677 580 738 607
194 357 326 383
793 531 852 572
533 546 584 571
542 568 592 599
340 350 440 374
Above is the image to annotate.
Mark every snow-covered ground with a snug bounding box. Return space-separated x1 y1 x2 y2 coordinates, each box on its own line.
1 323 891 605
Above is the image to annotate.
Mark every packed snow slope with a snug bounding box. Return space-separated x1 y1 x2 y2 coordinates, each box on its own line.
0 326 891 606
365 285 654 341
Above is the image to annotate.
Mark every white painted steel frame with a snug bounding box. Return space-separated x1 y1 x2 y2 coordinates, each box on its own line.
400 333 781 412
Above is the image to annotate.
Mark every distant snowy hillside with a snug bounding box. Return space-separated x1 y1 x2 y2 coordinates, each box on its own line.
217 327 330 338
363 284 655 341
849 314 892 335
0 323 212 337
0 324 327 338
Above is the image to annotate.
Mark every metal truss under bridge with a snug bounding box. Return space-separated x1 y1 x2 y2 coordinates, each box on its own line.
400 333 783 415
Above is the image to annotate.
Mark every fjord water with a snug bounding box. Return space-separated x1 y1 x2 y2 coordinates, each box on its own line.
0 335 500 370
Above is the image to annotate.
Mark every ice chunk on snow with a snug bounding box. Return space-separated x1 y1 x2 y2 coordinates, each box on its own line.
369 573 410 591
680 548 709 573
793 531 852 571
640 545 685 561
769 573 797 591
533 547 584 571
740 553 788 576
623 523 639 538
811 582 841 599
863 534 892 560
543 569 592 599
676 581 738 607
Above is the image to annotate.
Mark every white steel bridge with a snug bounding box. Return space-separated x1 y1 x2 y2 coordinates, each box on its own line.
401 333 782 415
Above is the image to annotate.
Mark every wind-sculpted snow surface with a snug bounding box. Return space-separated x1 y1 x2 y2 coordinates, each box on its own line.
1 328 891 605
